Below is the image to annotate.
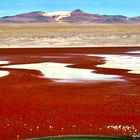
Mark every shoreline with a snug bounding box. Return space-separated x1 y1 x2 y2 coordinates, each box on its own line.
0 45 140 49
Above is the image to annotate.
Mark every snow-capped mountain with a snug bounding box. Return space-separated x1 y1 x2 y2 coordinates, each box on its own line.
0 9 139 23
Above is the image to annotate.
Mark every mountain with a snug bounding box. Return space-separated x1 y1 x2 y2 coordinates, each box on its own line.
61 9 105 23
0 9 139 23
130 16 140 23
0 11 55 23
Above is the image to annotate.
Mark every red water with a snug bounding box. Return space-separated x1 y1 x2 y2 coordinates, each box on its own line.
0 47 140 140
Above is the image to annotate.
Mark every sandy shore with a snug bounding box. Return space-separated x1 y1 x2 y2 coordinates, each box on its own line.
0 45 140 48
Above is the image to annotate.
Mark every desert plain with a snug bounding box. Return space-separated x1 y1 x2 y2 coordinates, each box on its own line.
0 24 140 48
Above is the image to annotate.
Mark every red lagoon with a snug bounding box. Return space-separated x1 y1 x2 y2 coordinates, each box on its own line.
0 47 140 140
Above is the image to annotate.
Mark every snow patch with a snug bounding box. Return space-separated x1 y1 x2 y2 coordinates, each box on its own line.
43 11 71 21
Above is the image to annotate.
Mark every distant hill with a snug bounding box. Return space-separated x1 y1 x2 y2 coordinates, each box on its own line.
0 9 139 23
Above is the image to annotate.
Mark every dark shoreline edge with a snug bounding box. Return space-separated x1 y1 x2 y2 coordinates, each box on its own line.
27 135 138 140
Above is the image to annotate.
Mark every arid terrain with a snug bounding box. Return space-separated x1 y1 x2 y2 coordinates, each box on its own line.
0 24 140 48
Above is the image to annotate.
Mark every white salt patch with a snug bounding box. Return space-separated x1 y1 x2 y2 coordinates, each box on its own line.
127 51 140 54
88 54 140 74
0 71 9 77
0 61 9 65
2 62 122 83
40 56 72 58
0 61 10 77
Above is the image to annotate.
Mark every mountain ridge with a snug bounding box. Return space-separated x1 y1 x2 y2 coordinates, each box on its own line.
0 9 139 23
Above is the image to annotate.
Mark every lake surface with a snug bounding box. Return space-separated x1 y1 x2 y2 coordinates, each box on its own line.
0 47 140 140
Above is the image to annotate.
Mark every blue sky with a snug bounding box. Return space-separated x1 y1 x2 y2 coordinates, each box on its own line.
0 0 140 17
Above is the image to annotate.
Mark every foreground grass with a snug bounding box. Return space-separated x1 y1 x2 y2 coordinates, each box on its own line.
31 136 135 140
